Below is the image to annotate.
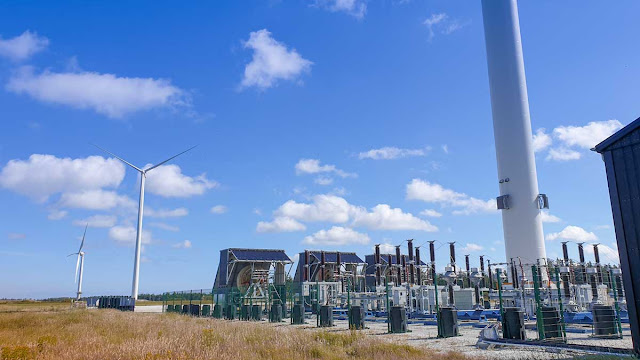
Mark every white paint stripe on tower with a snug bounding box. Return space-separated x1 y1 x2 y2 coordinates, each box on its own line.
481 0 547 273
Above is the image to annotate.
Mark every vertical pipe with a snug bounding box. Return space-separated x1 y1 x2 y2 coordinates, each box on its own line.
593 244 603 285
480 255 485 288
488 260 494 290
408 239 415 285
429 241 436 285
562 242 569 264
375 245 381 286
465 255 470 288
386 254 392 283
320 251 326 282
336 252 342 276
395 246 402 284
481 0 547 280
578 243 586 285
401 255 407 284
304 250 310 281
449 242 456 270
415 247 422 285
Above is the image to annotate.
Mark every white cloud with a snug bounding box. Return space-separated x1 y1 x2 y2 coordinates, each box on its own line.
210 205 228 214
145 164 218 198
0 31 48 61
59 190 135 210
546 147 581 161
378 243 397 254
532 128 552 153
146 207 188 218
303 226 370 246
442 145 449 154
7 66 188 118
295 159 356 178
262 194 436 233
406 179 496 215
240 29 312 90
352 204 438 232
553 120 623 150
47 209 68 220
420 209 442 218
172 240 192 249
8 233 26 240
540 211 561 223
108 225 151 245
423 13 466 41
314 176 334 186
149 222 179 232
313 0 366 19
0 154 124 202
73 214 117 228
546 225 598 243
257 217 306 233
358 146 427 160
461 243 483 252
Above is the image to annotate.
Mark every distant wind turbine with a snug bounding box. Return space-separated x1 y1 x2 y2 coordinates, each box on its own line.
68 224 88 300
93 144 197 300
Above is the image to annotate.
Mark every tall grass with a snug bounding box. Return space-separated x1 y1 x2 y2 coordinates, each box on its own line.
0 310 465 360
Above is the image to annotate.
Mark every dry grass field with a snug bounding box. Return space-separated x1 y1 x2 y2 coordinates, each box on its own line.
0 301 70 313
0 309 466 360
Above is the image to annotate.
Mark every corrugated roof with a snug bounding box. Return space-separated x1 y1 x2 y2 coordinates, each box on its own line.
594 116 640 153
228 248 292 262
307 251 364 264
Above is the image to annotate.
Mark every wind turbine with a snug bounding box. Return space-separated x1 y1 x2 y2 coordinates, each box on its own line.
93 144 196 300
68 224 88 300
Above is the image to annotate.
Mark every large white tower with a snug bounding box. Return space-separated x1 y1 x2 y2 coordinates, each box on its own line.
481 0 547 271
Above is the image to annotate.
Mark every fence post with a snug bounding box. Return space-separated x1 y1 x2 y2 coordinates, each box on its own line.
532 265 545 340
553 266 567 342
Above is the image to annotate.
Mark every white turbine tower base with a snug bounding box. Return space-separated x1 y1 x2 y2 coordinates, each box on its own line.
93 144 196 300
481 0 547 279
68 224 88 301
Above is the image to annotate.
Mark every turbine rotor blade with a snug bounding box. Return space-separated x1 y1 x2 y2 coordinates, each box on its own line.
144 145 198 173
75 254 81 284
67 252 79 257
91 143 143 173
79 223 88 252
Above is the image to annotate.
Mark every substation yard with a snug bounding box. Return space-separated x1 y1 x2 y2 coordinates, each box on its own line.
132 305 630 359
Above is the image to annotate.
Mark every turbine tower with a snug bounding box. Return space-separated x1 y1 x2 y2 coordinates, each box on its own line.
94 144 196 300
481 0 547 276
68 224 88 301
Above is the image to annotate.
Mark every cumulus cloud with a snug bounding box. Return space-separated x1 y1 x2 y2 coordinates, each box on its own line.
0 154 124 202
172 240 192 249
553 120 623 149
540 211 561 223
146 207 188 218
314 177 334 186
546 147 581 161
58 189 135 210
145 164 218 198
210 205 228 214
7 66 188 118
0 31 48 61
240 29 312 90
420 209 442 218
352 204 438 232
358 146 428 160
532 128 552 152
546 225 597 243
406 179 496 215
149 222 179 232
73 214 117 228
461 243 483 252
423 13 466 41
378 243 397 254
313 0 366 19
47 209 68 220
260 194 436 233
108 225 151 245
295 159 356 178
303 226 370 246
256 217 306 233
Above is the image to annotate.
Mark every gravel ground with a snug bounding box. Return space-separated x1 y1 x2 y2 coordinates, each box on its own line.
268 319 633 359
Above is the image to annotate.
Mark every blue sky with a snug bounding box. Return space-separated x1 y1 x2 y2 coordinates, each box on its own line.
1 1 639 298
